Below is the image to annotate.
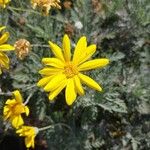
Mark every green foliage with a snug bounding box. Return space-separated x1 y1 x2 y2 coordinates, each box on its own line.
0 0 149 149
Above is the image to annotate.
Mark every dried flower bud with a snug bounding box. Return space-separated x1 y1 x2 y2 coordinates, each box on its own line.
63 1 72 9
64 23 74 37
14 39 31 60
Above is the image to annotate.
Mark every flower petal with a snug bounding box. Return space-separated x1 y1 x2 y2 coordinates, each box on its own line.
38 67 62 76
63 34 71 61
37 76 54 87
78 73 102 91
0 44 15 51
78 59 109 71
73 36 87 64
12 116 24 128
78 44 96 65
13 90 23 103
0 32 9 45
42 58 64 68
25 106 30 116
0 26 6 32
44 74 66 92
49 41 64 62
65 79 77 105
74 75 84 95
48 79 67 100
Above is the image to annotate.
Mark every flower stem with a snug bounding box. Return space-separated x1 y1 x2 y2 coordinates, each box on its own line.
0 92 12 96
39 123 72 132
24 92 33 105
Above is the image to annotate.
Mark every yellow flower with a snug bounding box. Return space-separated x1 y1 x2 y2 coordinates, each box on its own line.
0 26 15 74
16 126 39 149
3 90 29 129
37 35 109 105
31 0 61 15
0 0 10 8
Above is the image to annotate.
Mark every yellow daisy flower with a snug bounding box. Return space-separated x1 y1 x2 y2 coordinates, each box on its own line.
16 126 39 149
31 0 61 15
0 0 10 8
0 26 15 74
38 34 109 105
3 90 29 129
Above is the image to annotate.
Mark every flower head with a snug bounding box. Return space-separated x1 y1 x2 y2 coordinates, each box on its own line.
0 0 10 8
0 26 15 74
14 39 31 60
3 90 29 129
38 35 109 105
31 0 61 15
16 126 39 149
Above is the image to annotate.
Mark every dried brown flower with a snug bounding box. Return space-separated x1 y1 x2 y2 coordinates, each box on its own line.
63 1 72 9
64 23 74 38
14 39 31 60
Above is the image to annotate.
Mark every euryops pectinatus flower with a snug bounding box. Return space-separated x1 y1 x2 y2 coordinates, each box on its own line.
38 35 109 105
16 126 39 149
0 26 15 74
0 0 10 8
3 90 29 129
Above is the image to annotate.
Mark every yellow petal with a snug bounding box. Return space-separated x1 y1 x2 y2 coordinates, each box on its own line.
25 136 32 148
0 26 6 32
0 32 9 45
0 44 15 51
63 34 71 61
78 73 102 91
5 99 16 105
78 44 96 65
37 76 54 87
65 79 77 105
73 36 87 64
12 116 24 128
44 74 66 92
13 90 23 103
48 79 67 100
39 67 62 76
48 41 64 62
74 75 84 95
25 106 30 116
42 58 64 68
78 59 109 71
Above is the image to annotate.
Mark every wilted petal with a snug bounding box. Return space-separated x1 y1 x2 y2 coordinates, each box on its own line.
13 90 23 103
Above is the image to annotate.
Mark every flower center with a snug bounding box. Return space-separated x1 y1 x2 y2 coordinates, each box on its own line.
12 104 24 115
64 62 78 78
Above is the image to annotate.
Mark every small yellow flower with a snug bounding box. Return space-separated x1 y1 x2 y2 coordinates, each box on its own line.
31 0 61 15
0 0 10 8
16 126 39 149
37 34 109 105
14 39 31 60
3 90 29 129
0 26 15 74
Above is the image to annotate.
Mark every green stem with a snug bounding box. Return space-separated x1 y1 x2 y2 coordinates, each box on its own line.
39 123 72 132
